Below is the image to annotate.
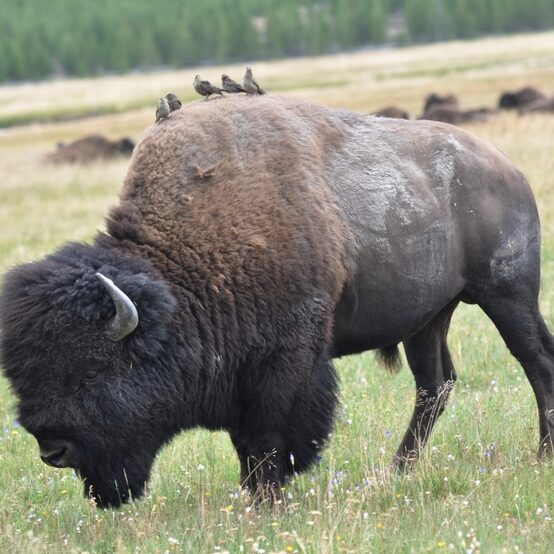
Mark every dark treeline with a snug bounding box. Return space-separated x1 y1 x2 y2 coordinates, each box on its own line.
1 0 553 83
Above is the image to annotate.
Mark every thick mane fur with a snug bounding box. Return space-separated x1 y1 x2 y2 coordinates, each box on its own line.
101 96 354 376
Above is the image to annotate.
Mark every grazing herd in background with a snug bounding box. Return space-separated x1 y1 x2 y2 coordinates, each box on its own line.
47 80 553 164
375 85 554 124
47 134 135 164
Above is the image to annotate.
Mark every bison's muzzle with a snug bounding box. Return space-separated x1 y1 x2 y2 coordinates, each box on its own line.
38 438 78 469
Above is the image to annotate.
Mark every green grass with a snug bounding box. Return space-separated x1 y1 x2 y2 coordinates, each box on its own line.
3 343 554 552
1 32 554 553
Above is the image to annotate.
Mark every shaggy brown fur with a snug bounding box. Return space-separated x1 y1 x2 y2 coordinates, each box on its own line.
109 96 349 314
47 134 134 164
373 106 410 119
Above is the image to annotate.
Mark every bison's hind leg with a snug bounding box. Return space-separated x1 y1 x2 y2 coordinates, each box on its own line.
466 217 554 459
394 300 459 470
476 295 554 459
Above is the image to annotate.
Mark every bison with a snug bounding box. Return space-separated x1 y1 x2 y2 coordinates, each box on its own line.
373 106 410 119
47 134 135 164
423 93 459 114
498 86 546 110
1 95 553 508
419 106 492 125
518 96 554 114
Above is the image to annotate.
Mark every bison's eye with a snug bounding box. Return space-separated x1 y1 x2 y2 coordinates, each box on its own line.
84 370 100 384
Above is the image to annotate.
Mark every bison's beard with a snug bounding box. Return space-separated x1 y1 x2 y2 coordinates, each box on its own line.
78 452 154 508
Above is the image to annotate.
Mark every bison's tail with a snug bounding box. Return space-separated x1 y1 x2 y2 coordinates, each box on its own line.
375 345 402 373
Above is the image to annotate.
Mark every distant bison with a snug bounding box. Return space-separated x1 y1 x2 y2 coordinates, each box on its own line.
423 93 459 114
498 86 546 109
47 134 135 164
2 96 553 508
419 106 491 125
518 96 554 114
373 106 410 119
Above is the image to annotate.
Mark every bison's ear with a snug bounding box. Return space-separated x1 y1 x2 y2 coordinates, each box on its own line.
96 268 177 359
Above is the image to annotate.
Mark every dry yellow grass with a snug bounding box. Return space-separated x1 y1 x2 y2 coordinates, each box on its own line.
1 30 554 128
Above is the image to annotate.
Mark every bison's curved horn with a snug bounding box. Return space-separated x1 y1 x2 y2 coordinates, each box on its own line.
95 273 139 341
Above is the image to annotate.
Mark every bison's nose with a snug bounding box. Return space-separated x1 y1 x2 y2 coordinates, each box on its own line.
38 439 76 468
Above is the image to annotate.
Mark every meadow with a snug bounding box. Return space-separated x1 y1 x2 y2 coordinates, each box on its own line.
0 31 554 553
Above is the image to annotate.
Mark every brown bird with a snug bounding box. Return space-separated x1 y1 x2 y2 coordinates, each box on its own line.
221 74 246 94
155 97 170 123
242 66 266 95
165 93 182 112
193 75 223 101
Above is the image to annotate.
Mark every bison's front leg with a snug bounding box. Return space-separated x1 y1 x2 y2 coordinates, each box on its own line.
231 432 287 502
231 347 338 502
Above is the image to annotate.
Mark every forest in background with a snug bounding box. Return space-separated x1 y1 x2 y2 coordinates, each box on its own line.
1 0 554 83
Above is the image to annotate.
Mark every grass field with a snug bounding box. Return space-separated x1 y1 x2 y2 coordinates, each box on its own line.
1 31 554 553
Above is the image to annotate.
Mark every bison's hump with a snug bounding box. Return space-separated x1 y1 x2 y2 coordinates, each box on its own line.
125 95 350 193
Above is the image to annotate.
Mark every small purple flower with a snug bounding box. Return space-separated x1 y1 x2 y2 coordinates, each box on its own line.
384 430 392 439
484 443 496 459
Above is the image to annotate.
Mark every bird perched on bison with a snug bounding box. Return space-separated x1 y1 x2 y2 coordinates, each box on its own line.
221 74 246 94
2 95 553 509
193 75 223 100
165 93 182 112
242 66 266 95
155 97 170 122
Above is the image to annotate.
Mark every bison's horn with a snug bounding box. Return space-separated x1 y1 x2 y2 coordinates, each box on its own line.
95 273 139 341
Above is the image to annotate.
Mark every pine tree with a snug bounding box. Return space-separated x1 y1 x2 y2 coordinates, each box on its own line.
0 0 553 83
369 0 387 43
307 6 333 55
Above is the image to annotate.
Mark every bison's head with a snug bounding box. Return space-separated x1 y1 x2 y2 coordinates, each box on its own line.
0 243 182 507
499 92 517 109
115 138 135 156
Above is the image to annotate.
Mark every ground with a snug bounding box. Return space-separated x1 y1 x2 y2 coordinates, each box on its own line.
0 31 553 553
